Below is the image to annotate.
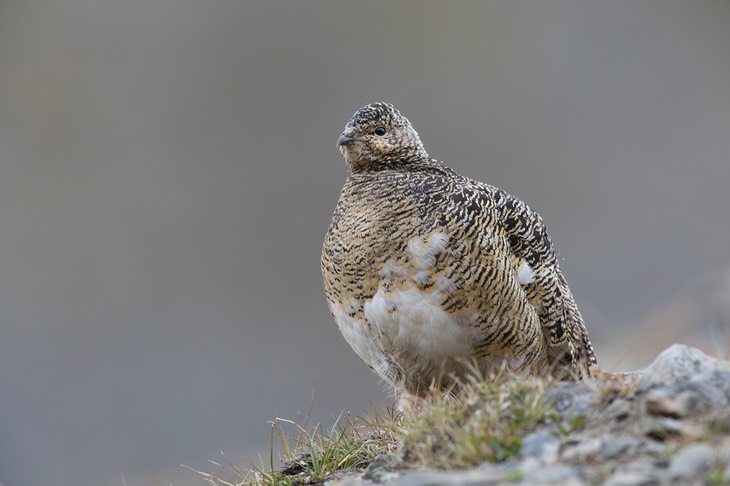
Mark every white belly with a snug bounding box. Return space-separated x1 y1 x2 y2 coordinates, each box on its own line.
364 287 473 365
332 285 475 392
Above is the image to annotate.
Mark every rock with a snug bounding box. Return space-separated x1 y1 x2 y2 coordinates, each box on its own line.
520 464 583 485
362 453 402 482
665 443 716 481
640 439 669 459
705 367 730 392
378 468 507 486
641 416 687 440
599 436 641 460
642 365 730 426
560 437 602 462
336 476 368 486
603 457 663 486
604 472 659 486
544 382 594 421
668 371 730 413
637 344 730 393
604 470 660 486
520 430 560 462
645 394 685 418
605 398 632 420
604 473 656 486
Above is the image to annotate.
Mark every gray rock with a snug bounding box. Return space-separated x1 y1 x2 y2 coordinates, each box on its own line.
336 475 369 486
488 457 522 474
605 398 632 420
666 443 716 481
379 468 507 486
644 370 730 420
520 430 560 461
362 453 402 482
512 456 540 472
604 471 660 486
545 382 594 421
640 439 669 459
560 437 602 462
604 457 662 486
705 367 730 394
637 344 730 393
521 463 583 485
599 436 641 459
335 476 372 486
640 416 687 440
644 393 686 418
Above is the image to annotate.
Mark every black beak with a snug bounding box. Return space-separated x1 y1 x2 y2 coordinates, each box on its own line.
337 134 356 147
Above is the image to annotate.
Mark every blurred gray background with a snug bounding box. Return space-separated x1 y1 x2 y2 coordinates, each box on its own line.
1 1 729 485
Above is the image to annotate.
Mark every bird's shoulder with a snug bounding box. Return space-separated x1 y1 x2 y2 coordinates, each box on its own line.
399 163 549 248
327 159 559 267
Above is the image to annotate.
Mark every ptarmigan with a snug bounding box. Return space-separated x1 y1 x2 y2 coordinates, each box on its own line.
321 102 596 398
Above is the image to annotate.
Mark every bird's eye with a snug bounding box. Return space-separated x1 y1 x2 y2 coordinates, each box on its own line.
374 127 386 136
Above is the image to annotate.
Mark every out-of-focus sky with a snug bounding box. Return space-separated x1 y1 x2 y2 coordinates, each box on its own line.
0 1 729 485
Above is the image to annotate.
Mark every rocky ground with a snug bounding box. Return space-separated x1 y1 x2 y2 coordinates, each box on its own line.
336 344 730 486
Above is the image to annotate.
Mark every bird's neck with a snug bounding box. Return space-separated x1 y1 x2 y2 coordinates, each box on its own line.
346 154 438 175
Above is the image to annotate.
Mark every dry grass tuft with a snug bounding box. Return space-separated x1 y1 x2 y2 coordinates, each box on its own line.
188 367 591 485
186 388 399 486
400 365 579 469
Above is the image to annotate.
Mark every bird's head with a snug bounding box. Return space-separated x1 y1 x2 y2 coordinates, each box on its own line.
337 102 429 170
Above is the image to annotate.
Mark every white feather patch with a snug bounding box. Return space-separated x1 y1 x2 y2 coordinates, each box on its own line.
408 232 448 270
364 286 473 369
517 262 535 285
331 304 396 387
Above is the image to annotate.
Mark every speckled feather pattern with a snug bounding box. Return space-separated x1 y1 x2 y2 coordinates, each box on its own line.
322 102 596 397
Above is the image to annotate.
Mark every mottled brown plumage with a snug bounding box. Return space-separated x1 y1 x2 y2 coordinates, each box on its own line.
322 102 596 397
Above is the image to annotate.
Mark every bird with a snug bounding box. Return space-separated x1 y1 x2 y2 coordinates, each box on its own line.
321 102 596 398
